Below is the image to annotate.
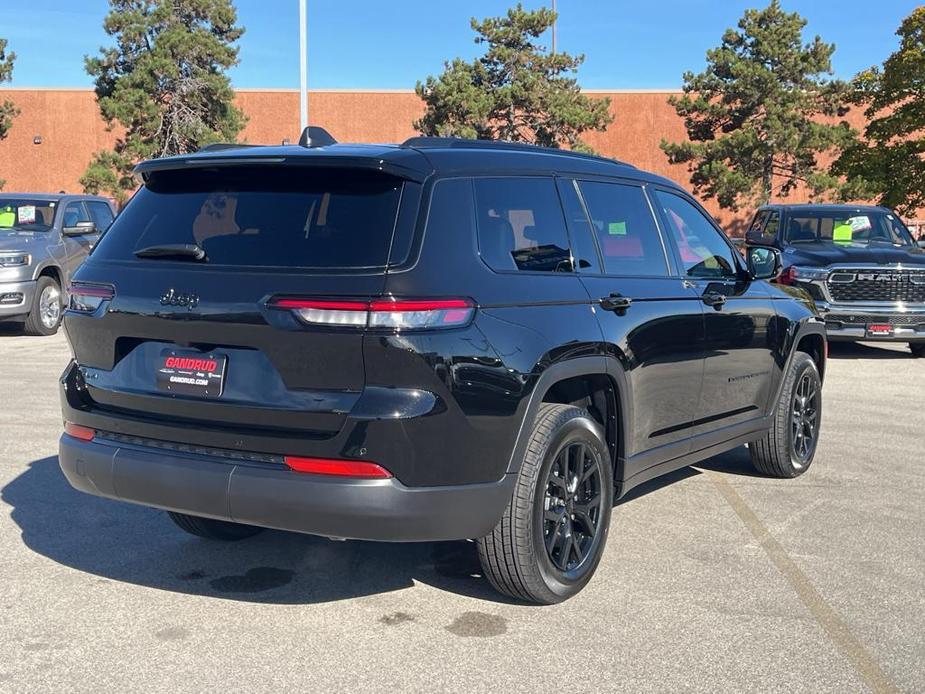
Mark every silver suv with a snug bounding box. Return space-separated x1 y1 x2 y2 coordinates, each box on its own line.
0 193 115 335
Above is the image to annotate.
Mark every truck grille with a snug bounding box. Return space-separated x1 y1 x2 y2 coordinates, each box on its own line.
828 269 925 303
825 313 925 327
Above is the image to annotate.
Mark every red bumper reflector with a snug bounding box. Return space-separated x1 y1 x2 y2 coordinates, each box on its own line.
284 456 392 478
64 422 95 442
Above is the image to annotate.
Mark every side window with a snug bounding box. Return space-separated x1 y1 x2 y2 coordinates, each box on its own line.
557 180 601 273
86 201 115 232
654 190 738 279
62 202 90 229
577 181 668 276
473 177 572 273
747 210 769 236
763 211 780 243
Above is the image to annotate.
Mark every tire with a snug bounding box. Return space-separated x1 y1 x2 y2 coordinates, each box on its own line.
23 275 63 336
478 403 613 604
749 352 822 478
167 511 264 541
910 343 925 358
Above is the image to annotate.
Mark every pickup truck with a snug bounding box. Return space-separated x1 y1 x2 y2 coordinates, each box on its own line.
745 204 925 357
0 193 115 335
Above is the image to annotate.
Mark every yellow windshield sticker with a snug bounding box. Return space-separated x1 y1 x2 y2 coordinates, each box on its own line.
832 223 853 242
0 207 14 228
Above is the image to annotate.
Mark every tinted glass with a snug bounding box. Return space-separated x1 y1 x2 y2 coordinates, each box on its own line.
654 190 738 279
558 180 601 273
0 198 57 231
747 210 769 235
474 177 572 272
785 210 914 246
92 167 404 268
86 201 115 231
62 202 91 228
764 211 780 242
578 181 668 277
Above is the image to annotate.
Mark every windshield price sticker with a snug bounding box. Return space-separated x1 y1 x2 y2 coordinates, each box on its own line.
17 206 36 225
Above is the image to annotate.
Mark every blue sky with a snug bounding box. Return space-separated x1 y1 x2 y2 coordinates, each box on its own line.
0 1 917 89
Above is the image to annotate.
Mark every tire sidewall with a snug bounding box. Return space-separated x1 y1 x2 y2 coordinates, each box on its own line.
784 354 822 473
28 276 62 336
529 414 613 600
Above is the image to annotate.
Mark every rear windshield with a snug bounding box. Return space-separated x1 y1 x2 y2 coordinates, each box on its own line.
92 167 404 268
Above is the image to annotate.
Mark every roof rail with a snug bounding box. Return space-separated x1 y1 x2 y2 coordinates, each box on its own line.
197 143 259 153
399 136 633 167
299 126 337 148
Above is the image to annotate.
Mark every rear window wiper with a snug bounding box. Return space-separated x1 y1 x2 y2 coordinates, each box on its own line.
134 243 208 262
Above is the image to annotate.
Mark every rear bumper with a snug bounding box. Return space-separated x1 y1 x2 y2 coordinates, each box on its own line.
816 301 925 342
0 279 36 319
59 434 515 542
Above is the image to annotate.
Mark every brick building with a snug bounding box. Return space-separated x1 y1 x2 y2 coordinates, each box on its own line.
0 87 918 233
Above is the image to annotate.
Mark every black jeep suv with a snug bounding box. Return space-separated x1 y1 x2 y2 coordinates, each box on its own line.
59 133 825 603
745 204 925 356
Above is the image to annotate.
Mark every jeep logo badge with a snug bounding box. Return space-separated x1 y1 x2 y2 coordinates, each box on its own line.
160 288 200 310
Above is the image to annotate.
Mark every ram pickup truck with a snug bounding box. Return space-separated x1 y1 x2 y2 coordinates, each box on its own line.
0 193 116 335
745 204 925 357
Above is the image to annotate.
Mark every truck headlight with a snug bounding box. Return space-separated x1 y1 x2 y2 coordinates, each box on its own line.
0 253 31 268
790 266 829 281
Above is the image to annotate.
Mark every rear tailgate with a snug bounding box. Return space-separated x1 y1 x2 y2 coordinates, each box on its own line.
64 164 414 441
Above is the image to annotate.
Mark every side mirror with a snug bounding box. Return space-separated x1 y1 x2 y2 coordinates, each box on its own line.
917 239 925 249
747 246 781 280
63 220 97 236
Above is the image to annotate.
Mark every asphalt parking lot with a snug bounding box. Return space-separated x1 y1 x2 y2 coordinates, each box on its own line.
0 327 922 693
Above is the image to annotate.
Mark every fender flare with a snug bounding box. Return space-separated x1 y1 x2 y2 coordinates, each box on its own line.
770 317 826 408
504 355 633 477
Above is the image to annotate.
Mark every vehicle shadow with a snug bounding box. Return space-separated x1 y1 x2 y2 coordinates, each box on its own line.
0 323 25 336
3 450 755 605
827 341 913 360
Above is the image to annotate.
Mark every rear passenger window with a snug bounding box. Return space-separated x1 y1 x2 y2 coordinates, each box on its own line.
577 181 668 276
474 178 572 273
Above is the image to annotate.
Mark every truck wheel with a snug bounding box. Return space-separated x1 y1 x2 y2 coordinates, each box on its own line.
910 343 925 358
167 511 263 541
749 352 822 478
23 276 63 336
478 404 613 604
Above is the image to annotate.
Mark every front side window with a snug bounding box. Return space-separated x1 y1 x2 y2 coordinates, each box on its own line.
654 190 738 279
474 177 572 273
577 181 668 277
86 201 115 232
62 202 91 229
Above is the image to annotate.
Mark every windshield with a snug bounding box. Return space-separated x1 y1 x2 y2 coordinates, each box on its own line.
91 167 405 269
784 210 914 247
0 199 57 232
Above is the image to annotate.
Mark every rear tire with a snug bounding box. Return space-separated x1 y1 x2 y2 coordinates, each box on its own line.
478 404 613 604
749 352 821 478
167 511 264 541
910 343 925 358
23 276 62 336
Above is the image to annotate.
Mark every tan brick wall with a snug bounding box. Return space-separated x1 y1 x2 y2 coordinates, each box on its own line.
0 88 917 232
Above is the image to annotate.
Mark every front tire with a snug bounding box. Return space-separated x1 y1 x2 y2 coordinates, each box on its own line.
910 343 925 358
23 276 62 336
167 511 264 541
478 404 613 604
749 352 822 478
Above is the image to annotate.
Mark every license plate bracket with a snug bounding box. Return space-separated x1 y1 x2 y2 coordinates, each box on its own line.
866 324 894 337
156 349 227 398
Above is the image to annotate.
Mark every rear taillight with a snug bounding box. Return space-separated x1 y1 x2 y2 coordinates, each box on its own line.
284 456 392 478
64 422 95 441
270 297 475 330
69 283 115 313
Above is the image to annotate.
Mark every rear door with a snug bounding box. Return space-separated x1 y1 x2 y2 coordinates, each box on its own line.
66 165 413 441
562 178 705 467
651 188 778 437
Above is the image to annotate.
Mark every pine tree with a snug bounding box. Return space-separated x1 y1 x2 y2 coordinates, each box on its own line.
661 1 853 211
415 4 611 152
81 0 246 204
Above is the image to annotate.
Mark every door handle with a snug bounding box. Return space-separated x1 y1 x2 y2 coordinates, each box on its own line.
702 292 726 309
599 293 632 312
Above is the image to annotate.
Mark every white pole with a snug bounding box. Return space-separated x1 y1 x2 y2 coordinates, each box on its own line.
299 0 308 132
552 0 557 54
